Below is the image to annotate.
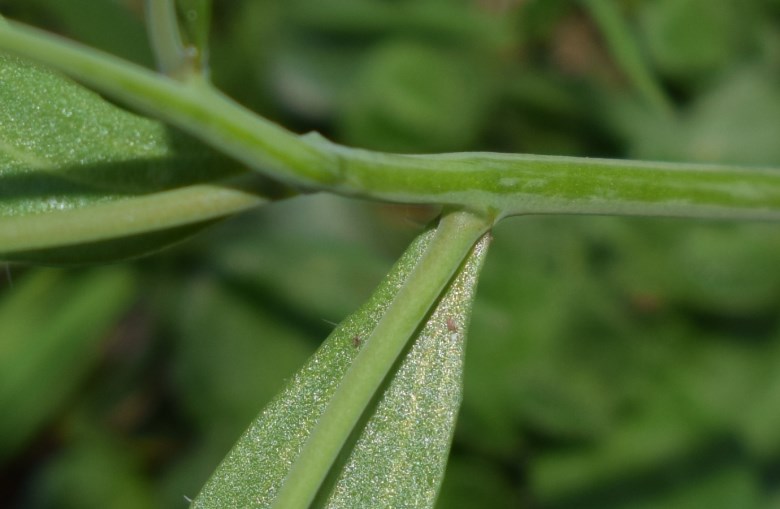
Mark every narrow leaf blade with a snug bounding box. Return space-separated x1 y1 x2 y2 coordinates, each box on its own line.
192 226 492 509
321 233 492 508
191 227 437 508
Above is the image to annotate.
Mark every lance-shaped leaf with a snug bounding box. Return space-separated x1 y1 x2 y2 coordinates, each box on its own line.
0 53 266 264
318 233 491 508
192 216 491 508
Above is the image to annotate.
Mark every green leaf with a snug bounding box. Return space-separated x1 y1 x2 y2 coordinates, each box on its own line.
0 53 265 263
190 228 433 508
192 221 491 508
0 267 136 461
317 235 491 509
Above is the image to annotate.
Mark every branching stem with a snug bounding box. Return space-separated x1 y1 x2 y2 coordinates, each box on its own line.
0 20 779 224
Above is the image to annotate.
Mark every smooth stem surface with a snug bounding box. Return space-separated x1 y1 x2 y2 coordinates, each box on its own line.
327 145 780 221
1 20 780 222
145 0 187 76
270 210 493 509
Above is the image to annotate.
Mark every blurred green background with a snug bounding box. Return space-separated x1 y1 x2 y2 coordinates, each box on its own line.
2 0 780 507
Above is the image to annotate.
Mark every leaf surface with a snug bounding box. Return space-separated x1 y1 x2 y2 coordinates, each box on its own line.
192 226 491 508
0 54 265 263
319 233 491 508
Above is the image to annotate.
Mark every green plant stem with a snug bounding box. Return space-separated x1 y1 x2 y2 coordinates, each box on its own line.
145 0 188 76
270 209 493 509
583 0 673 116
326 143 780 221
1 20 780 223
0 21 339 188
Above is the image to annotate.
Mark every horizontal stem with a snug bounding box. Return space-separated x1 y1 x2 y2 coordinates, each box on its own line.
1 20 780 223
326 145 780 221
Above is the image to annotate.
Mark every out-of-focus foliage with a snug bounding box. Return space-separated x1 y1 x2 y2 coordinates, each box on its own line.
0 268 135 461
1 0 779 508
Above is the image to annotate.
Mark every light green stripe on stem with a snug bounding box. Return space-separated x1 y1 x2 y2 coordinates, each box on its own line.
270 209 493 509
324 144 780 221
